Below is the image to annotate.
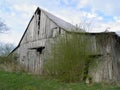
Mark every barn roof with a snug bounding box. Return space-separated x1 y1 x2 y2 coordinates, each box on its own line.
18 7 77 46
36 7 75 31
10 7 76 53
41 9 75 31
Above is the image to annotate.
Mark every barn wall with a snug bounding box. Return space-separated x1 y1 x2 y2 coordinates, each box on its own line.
14 9 65 74
42 32 120 82
88 34 120 82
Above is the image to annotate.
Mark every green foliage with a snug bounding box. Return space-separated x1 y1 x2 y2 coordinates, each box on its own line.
0 71 119 90
0 43 21 72
0 53 20 72
0 43 15 64
44 33 96 82
0 54 16 64
0 43 14 56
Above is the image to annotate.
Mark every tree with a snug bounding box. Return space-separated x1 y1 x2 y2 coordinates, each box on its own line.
0 43 14 57
0 18 10 55
0 18 9 33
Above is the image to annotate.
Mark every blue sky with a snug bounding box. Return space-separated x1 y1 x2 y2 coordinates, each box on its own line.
0 0 120 45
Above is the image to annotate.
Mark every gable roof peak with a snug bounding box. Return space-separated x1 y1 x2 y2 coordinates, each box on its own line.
34 7 76 31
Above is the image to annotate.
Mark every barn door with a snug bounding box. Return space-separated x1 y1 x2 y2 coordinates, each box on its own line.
27 48 44 74
34 51 43 74
28 50 36 73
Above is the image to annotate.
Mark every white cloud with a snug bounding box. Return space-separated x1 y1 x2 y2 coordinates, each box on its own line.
61 0 70 5
74 0 120 16
13 4 37 14
90 0 120 16
77 0 89 9
87 13 97 18
0 30 22 45
91 20 120 33
113 16 120 23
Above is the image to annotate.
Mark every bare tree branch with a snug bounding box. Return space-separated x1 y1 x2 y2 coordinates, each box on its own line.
0 43 14 56
0 18 9 33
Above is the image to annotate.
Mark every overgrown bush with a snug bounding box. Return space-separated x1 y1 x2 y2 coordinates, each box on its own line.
44 32 96 82
0 43 21 72
0 43 14 63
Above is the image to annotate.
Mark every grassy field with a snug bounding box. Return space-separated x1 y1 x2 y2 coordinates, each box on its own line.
0 71 120 90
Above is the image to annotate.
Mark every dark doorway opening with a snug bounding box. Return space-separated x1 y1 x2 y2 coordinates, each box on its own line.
29 46 45 54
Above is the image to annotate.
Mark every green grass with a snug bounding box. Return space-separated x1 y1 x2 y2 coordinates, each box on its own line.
0 71 120 90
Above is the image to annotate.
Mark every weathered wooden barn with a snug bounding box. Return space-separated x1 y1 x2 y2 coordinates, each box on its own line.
12 7 120 82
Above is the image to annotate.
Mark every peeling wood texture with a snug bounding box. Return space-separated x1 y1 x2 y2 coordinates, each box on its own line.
13 7 120 82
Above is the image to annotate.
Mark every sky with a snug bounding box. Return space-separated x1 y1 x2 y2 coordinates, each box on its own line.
0 0 120 45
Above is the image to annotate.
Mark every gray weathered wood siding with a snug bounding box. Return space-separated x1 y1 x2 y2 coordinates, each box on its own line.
14 9 65 74
13 7 120 83
88 33 120 82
